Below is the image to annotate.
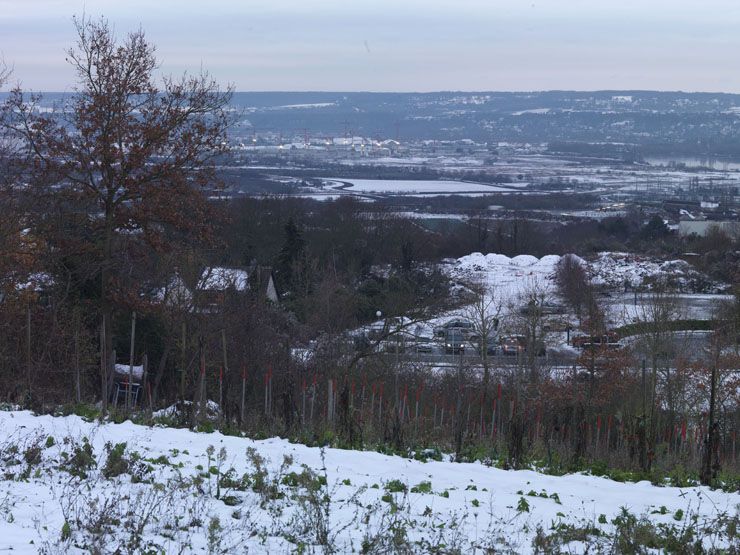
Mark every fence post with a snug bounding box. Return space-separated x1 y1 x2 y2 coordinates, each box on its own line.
240 363 247 425
100 318 108 416
198 339 206 423
74 318 81 404
126 311 137 412
220 329 228 420
26 304 32 404
142 353 149 413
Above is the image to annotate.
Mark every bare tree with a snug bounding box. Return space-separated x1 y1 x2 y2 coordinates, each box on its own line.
4 17 232 401
700 296 740 485
510 279 552 385
631 288 683 470
555 254 589 317
464 281 501 408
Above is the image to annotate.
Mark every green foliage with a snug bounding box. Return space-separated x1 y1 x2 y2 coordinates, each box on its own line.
61 521 71 541
102 442 129 479
56 403 100 422
410 481 432 494
60 437 96 478
384 479 407 494
516 497 530 513
245 448 290 504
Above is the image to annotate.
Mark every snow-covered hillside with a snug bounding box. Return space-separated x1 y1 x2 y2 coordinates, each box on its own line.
447 252 561 306
446 251 721 299
0 411 736 553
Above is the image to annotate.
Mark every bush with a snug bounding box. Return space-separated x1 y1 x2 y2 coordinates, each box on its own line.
60 437 96 478
102 442 129 479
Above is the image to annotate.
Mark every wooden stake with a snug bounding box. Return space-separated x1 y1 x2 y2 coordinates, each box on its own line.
26 304 31 403
240 363 247 424
220 329 228 419
198 339 206 422
126 311 137 411
142 354 150 414
74 317 81 404
100 318 108 416
180 322 187 402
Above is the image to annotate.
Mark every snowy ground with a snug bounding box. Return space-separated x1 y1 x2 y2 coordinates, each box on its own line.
441 251 727 329
0 411 737 553
322 178 524 195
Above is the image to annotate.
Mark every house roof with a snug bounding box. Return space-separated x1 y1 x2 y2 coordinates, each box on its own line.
198 267 249 291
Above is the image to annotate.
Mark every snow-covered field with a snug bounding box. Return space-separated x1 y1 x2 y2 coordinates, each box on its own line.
447 252 561 307
436 251 727 333
323 178 521 195
0 411 737 553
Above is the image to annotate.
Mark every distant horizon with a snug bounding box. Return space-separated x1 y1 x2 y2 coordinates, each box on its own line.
9 89 740 96
2 0 740 92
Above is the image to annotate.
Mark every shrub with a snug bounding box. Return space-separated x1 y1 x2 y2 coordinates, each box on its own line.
385 479 407 493
60 438 96 478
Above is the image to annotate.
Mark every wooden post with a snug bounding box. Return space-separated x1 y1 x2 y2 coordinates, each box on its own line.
370 383 376 422
100 318 108 416
301 379 306 426
198 339 206 422
109 349 116 402
327 378 334 422
310 378 316 423
193 336 206 424
74 317 81 404
220 329 228 419
219 366 224 418
378 383 383 425
127 311 137 411
26 304 31 403
702 358 719 486
141 354 149 414
180 322 187 402
240 363 246 425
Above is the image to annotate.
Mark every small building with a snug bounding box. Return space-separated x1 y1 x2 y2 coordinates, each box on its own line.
157 264 278 311
678 218 740 237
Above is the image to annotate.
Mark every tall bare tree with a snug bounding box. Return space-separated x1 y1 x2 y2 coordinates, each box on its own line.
464 281 501 408
4 17 232 398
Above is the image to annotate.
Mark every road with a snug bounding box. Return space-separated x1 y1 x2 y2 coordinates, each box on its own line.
378 330 715 368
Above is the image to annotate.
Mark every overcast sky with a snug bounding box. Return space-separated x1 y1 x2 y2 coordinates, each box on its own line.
1 0 739 92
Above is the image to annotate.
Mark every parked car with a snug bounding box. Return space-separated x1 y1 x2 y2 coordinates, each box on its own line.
500 335 526 356
444 329 466 354
434 318 474 338
572 331 620 349
501 335 547 356
414 338 435 354
382 332 412 354
477 337 498 356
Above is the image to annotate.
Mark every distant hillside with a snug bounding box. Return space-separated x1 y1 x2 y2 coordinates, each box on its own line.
6 90 740 155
